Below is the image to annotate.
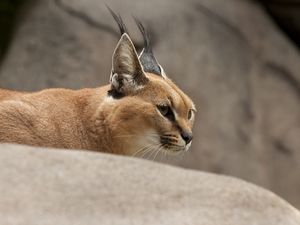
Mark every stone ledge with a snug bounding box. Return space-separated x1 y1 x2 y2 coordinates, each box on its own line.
0 143 299 225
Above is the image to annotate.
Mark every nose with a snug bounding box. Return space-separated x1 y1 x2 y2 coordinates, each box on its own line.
181 131 193 145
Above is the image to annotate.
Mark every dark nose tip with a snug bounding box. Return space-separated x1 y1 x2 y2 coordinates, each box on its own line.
181 131 193 144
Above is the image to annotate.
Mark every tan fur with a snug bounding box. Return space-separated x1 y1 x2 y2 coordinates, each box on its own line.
0 34 195 156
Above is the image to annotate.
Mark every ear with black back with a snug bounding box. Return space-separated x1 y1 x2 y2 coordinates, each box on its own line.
134 18 166 78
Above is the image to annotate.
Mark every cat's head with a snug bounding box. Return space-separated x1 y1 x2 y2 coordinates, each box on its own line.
104 9 196 157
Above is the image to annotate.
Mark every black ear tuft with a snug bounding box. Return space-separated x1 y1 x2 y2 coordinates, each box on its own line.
134 18 163 77
134 17 151 54
106 5 128 35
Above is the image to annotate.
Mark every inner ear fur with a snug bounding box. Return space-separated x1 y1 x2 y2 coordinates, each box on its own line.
110 34 148 96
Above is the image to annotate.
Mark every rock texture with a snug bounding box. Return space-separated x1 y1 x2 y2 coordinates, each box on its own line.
0 144 300 225
258 0 300 47
0 0 300 208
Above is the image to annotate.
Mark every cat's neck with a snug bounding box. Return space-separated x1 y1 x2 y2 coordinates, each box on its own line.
80 86 125 154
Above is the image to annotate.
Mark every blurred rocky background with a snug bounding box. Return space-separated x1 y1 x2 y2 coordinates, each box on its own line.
260 0 300 48
0 0 299 209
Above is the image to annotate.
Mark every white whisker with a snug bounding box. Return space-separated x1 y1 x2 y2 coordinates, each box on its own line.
141 146 156 159
131 143 154 157
139 144 157 158
153 145 163 161
144 143 162 160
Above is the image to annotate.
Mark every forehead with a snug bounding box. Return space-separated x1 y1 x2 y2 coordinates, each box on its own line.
142 73 194 111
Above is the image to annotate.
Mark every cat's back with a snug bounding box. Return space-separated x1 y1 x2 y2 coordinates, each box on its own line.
0 87 107 149
0 88 79 116
0 87 104 109
0 88 24 101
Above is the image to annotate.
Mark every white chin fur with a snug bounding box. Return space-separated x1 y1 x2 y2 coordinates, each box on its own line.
185 142 192 152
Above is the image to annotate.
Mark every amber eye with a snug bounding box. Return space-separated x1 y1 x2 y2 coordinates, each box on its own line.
188 109 194 120
157 105 175 121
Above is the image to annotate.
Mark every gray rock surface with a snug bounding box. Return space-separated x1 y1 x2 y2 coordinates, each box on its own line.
0 0 300 208
258 0 300 47
0 144 300 225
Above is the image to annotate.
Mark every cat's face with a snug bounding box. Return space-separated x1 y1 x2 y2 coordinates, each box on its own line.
105 73 195 157
104 33 195 157
137 74 195 151
104 74 196 158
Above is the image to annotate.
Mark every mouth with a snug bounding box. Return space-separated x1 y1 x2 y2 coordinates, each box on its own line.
132 132 191 159
160 135 191 153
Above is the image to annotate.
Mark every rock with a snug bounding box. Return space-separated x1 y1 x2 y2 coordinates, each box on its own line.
0 0 300 208
258 0 300 48
0 144 299 225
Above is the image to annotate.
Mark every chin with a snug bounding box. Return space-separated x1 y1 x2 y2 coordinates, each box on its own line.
185 142 192 151
163 149 183 156
162 143 192 156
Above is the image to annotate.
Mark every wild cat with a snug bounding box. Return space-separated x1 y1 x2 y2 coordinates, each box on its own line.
0 9 196 157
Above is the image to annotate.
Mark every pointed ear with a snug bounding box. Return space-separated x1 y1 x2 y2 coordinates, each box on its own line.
110 34 148 97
